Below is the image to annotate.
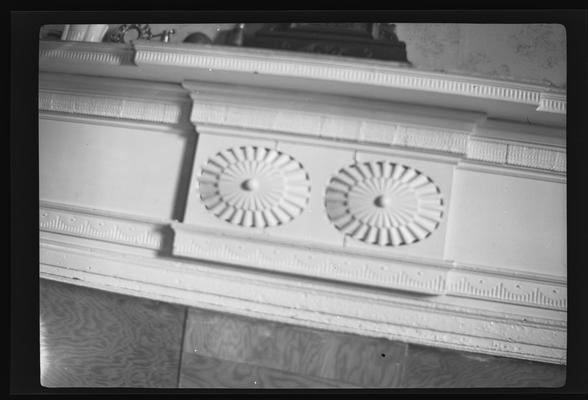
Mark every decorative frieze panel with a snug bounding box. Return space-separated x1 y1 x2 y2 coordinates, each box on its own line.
325 161 443 246
198 146 311 228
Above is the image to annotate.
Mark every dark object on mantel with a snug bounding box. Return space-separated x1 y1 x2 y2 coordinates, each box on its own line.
184 32 213 44
242 23 408 62
109 24 176 44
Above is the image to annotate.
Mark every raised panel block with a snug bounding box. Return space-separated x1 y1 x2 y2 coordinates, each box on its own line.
178 129 457 263
39 118 191 220
444 167 566 277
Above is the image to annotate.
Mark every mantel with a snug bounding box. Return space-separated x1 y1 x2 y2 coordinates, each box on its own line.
38 39 567 365
39 40 566 128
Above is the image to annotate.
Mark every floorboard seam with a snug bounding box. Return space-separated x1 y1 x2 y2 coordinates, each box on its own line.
175 307 189 388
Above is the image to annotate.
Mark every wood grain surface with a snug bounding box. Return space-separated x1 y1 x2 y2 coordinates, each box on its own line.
183 308 408 388
39 278 566 388
179 353 360 388
403 344 566 388
39 279 186 387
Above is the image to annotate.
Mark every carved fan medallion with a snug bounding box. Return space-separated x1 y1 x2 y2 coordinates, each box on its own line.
325 161 443 246
198 146 311 228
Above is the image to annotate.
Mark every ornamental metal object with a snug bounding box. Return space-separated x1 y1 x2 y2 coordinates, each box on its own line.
110 24 176 44
242 23 409 62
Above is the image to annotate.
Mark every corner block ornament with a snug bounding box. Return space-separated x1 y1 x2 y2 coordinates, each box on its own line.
325 161 444 246
198 146 311 228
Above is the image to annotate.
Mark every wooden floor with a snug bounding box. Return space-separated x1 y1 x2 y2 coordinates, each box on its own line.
39 279 566 388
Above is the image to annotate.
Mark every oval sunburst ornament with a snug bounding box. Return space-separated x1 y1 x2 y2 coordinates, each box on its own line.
325 161 443 246
198 146 311 228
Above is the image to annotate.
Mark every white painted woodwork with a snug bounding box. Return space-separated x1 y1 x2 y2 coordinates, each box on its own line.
444 168 566 276
38 40 567 364
39 118 194 220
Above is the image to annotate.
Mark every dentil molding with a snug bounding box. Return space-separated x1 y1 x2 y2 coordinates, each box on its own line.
131 42 566 114
39 40 566 125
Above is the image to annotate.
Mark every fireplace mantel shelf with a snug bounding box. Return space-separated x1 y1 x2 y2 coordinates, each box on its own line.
39 40 566 128
38 39 567 365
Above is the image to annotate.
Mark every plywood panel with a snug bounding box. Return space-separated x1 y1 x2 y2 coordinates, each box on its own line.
183 307 407 387
403 344 566 388
39 279 186 387
179 353 359 388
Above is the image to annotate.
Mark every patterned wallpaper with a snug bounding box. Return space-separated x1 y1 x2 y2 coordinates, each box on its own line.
395 24 566 88
40 23 567 88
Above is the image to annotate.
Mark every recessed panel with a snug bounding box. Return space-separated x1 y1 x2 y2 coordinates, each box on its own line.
444 168 566 276
39 118 190 220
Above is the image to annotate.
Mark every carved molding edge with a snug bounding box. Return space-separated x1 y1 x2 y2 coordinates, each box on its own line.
466 138 566 173
171 223 566 311
39 40 566 116
537 93 567 114
38 91 187 125
39 239 566 364
39 205 165 250
172 223 448 295
132 42 566 113
39 40 134 66
448 271 566 311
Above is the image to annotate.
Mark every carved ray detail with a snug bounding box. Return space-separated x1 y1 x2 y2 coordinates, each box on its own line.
325 161 443 246
198 146 311 228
